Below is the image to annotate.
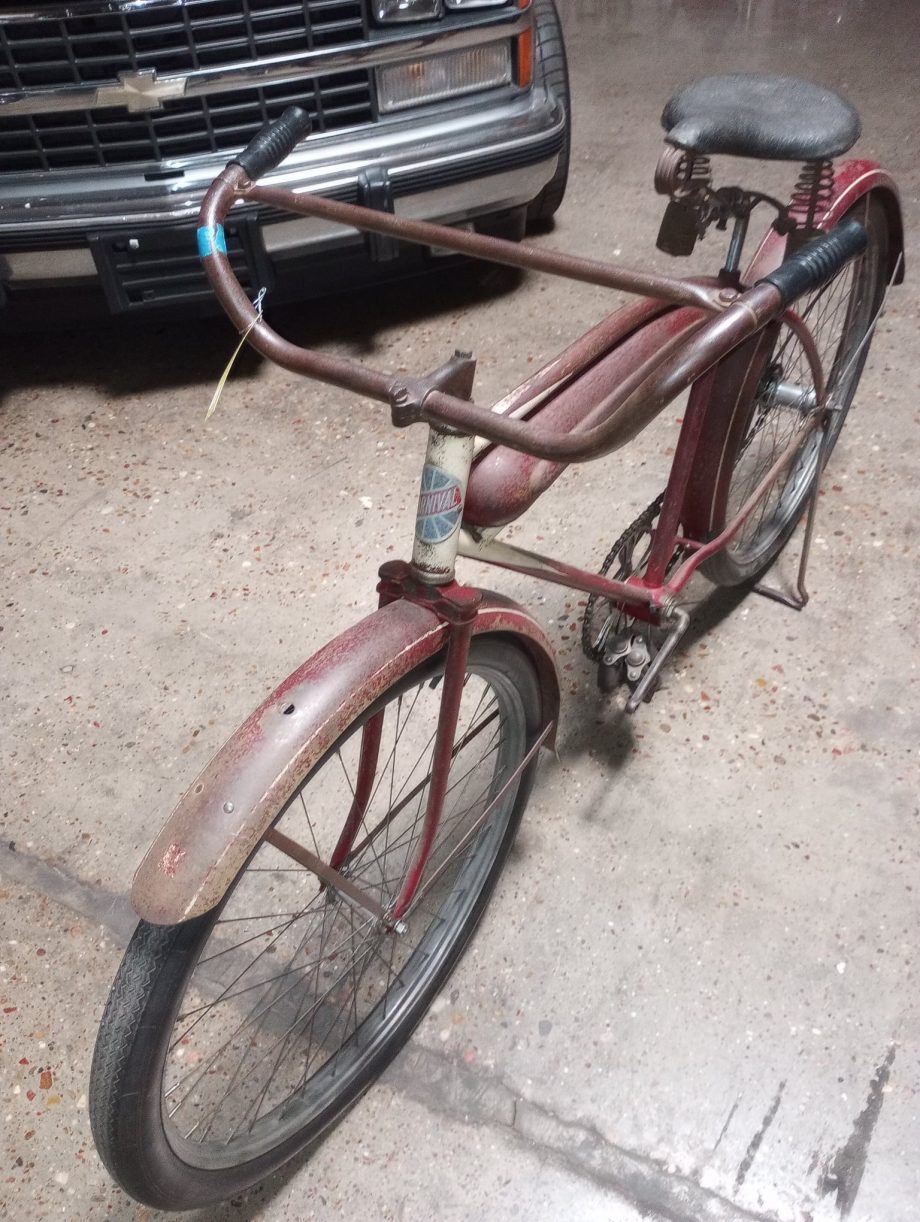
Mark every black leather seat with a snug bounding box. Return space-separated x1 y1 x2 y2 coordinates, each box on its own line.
661 74 860 161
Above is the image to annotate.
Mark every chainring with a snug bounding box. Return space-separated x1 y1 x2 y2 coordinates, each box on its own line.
582 490 704 702
581 493 664 669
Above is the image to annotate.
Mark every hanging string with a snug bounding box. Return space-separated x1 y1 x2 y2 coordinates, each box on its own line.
205 286 267 420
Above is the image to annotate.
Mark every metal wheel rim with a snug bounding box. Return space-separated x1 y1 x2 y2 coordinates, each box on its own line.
726 209 883 569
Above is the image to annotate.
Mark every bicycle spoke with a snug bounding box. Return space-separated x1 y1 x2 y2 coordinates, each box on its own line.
170 906 379 1129
154 648 533 1160
174 920 378 1026
298 787 323 861
348 720 503 877
355 734 504 882
344 707 500 865
169 902 375 1085
174 901 322 1044
718 203 883 577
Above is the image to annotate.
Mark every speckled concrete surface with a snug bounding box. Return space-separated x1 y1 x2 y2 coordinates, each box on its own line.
2 1 919 1219
1 884 126 1218
0 883 648 1221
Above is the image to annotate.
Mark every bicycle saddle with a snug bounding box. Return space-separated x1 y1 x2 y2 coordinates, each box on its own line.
661 73 860 161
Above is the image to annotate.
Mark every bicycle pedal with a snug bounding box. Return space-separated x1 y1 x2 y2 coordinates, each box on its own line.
597 655 624 694
596 659 662 704
625 608 690 714
597 634 660 702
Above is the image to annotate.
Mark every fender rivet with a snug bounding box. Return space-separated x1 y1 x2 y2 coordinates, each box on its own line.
223 801 235 813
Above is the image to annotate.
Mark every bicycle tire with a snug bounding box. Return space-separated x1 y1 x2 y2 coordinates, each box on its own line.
526 0 571 225
690 197 889 587
90 638 542 1210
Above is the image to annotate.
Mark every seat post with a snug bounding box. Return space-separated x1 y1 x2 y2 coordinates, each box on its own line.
720 210 750 280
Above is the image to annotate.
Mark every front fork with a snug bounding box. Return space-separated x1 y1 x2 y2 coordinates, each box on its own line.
335 403 482 922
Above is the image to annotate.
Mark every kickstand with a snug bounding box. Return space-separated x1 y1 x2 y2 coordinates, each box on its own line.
753 427 829 611
754 253 900 613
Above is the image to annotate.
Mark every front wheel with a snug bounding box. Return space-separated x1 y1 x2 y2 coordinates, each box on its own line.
90 638 542 1210
688 197 890 587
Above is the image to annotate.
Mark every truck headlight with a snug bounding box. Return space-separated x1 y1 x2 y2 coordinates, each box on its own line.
372 0 443 21
373 0 517 21
376 42 513 113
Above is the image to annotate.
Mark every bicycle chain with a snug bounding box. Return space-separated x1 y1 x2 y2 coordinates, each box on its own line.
580 491 666 662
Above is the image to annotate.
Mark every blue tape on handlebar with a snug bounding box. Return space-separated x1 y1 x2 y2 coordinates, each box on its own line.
197 224 228 258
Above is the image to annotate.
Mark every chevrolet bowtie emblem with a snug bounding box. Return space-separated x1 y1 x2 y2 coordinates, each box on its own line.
94 69 185 112
0 68 188 118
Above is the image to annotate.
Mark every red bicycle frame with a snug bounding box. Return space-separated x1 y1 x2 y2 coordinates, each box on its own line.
132 152 901 927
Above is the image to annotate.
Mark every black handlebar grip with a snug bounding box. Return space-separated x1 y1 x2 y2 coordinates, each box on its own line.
231 106 312 181
757 217 868 306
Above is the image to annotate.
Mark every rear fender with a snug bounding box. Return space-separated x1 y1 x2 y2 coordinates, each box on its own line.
745 159 905 284
132 594 559 925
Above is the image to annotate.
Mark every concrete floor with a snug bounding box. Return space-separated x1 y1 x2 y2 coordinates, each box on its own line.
2 1 919 1219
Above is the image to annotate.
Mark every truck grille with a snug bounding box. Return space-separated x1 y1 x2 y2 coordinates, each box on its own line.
0 0 374 173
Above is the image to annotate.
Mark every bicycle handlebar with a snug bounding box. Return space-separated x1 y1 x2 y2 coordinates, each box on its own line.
197 131 867 464
757 217 868 304
231 106 312 182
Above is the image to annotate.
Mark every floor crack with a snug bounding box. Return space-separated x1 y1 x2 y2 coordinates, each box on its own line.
386 1042 775 1222
6 844 775 1222
0 841 137 945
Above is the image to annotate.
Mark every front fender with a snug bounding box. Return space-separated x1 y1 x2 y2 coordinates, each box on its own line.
745 159 905 284
132 593 559 925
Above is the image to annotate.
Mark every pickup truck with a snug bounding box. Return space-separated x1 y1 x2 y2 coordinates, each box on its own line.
0 0 570 318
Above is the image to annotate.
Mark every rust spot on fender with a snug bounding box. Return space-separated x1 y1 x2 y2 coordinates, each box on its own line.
161 842 186 877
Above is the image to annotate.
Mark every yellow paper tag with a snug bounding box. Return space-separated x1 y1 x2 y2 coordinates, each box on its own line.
205 288 267 420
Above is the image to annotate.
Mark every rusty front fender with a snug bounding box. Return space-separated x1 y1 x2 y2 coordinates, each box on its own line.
132 593 560 925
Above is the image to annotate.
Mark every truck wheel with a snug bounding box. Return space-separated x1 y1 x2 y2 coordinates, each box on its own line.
526 0 571 227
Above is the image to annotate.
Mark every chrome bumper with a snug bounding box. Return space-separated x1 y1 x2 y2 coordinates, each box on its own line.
0 86 564 284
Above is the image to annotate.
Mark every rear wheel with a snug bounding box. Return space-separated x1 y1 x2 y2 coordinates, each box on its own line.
691 197 889 586
90 639 542 1210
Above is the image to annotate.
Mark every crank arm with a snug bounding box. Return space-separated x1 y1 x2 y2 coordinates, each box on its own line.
624 606 690 714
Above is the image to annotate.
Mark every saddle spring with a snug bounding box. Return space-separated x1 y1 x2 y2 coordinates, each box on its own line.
789 158 835 232
654 146 713 199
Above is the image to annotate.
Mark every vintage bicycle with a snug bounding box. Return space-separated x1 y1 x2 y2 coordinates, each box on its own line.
89 74 902 1209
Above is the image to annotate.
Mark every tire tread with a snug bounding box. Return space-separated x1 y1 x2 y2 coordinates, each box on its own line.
89 922 177 1182
527 0 571 225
